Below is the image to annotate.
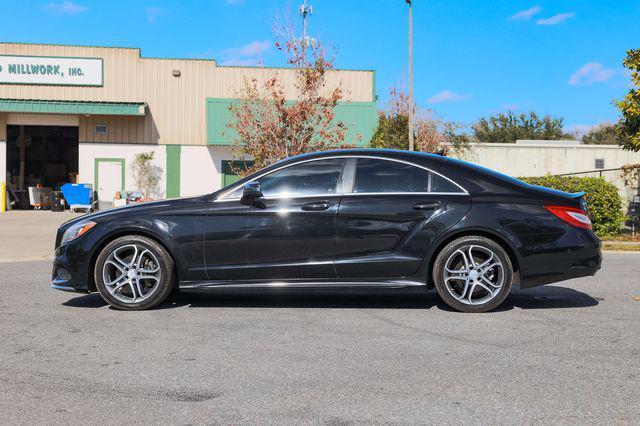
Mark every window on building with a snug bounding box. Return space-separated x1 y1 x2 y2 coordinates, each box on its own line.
94 124 108 135
595 159 605 169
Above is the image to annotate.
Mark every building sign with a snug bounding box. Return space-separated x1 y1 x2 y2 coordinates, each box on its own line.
0 55 103 86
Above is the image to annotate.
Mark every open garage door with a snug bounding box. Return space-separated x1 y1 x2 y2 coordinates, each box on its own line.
5 125 79 208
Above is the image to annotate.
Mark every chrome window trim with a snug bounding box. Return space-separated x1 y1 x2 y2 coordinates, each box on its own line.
342 192 469 197
214 155 469 202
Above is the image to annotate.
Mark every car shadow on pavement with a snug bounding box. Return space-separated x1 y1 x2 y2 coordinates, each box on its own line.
164 290 444 310
62 285 600 311
62 294 108 308
501 285 601 310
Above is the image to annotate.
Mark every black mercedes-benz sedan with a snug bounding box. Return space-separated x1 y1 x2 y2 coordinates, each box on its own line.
51 149 601 312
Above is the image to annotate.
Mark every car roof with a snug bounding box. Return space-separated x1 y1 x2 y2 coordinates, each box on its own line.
278 149 535 195
283 148 443 162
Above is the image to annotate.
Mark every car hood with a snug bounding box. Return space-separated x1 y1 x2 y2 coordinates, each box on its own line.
60 195 207 228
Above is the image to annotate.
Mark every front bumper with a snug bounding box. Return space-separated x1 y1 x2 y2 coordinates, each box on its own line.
51 240 92 293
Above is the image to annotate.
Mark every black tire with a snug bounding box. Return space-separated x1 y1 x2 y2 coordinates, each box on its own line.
94 235 175 311
433 236 513 313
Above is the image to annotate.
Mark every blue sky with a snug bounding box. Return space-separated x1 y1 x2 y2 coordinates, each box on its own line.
1 0 638 134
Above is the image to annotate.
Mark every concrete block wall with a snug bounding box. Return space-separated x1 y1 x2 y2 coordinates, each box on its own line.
455 143 640 198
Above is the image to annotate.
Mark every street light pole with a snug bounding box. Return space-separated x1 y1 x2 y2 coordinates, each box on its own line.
407 0 414 151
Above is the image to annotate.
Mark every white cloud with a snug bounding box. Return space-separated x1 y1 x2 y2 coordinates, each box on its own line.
427 90 471 104
568 124 596 138
42 1 87 15
569 62 616 85
220 40 271 66
501 103 520 111
221 58 261 66
193 48 215 59
146 7 166 22
238 40 271 56
508 6 541 21
536 12 575 26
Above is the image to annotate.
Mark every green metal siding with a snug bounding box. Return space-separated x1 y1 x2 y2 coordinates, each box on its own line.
221 160 253 188
0 99 146 116
206 98 238 145
166 145 181 198
206 98 378 147
333 102 379 146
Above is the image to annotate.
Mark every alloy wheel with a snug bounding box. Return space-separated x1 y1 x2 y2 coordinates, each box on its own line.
443 244 505 306
101 244 162 304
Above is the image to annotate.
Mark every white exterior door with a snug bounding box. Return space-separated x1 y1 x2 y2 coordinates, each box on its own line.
97 161 122 204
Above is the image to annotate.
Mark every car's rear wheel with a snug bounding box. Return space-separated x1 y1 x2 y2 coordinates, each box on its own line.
433 236 513 313
94 235 174 310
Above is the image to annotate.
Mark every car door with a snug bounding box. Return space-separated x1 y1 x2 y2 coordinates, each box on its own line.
205 198 252 281
334 157 471 278
243 158 347 280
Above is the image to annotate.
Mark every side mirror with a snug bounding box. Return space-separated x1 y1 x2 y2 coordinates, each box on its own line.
241 181 263 203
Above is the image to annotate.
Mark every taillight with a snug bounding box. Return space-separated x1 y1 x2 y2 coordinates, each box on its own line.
544 204 592 230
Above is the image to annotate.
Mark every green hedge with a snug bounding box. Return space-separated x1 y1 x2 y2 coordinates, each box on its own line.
520 175 625 237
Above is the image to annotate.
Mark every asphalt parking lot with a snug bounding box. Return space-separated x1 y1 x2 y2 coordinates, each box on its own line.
1 249 639 424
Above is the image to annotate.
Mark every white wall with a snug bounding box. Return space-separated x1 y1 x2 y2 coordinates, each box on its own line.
454 143 640 198
78 143 167 199
180 145 236 197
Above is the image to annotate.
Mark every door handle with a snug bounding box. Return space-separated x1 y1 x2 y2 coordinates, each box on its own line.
301 201 331 211
413 201 441 210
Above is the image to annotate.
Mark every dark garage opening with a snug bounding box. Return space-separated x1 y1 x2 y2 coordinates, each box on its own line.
6 125 79 208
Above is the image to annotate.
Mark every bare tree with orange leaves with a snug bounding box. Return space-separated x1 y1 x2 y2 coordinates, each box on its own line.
226 9 353 176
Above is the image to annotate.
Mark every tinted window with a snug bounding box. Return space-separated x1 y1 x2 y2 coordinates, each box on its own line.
249 159 346 198
354 159 430 193
431 173 463 193
353 158 464 194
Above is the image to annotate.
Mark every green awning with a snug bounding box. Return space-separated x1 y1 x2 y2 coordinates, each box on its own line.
0 99 146 116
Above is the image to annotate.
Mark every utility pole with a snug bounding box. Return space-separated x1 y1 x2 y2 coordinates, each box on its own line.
407 0 414 151
299 0 313 61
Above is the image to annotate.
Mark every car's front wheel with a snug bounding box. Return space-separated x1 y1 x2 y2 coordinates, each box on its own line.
94 235 175 310
433 236 513 313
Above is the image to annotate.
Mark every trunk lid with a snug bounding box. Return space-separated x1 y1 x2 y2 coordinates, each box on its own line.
528 185 586 210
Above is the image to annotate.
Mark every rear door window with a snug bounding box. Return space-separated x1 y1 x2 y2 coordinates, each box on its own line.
353 158 463 194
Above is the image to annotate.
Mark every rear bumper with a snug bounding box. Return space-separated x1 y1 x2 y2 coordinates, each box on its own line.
519 233 602 288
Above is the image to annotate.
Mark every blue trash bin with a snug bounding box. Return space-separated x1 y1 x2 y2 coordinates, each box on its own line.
61 183 95 212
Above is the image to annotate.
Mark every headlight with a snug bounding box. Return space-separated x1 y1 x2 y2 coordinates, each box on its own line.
61 221 97 245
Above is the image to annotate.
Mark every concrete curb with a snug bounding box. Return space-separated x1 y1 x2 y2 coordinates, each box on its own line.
0 256 54 263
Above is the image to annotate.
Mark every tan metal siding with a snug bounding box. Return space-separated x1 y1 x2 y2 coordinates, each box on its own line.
0 43 375 146
6 113 79 126
79 115 146 144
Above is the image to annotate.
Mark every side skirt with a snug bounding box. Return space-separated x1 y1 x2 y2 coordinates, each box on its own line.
179 278 427 291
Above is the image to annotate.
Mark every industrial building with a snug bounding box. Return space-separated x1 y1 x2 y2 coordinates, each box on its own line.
0 42 378 207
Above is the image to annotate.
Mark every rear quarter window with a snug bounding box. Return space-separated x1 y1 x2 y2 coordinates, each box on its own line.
431 173 464 193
